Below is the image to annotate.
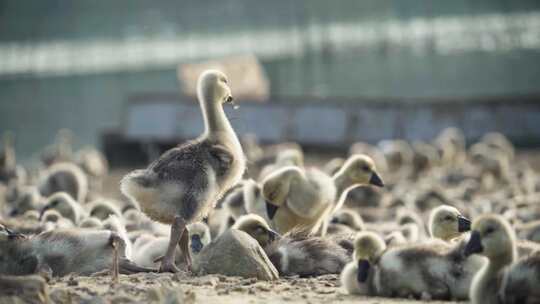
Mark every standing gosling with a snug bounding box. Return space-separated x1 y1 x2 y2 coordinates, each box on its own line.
121 70 244 273
464 214 540 304
341 231 386 295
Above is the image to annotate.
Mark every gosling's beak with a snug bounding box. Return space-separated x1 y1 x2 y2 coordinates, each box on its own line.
464 231 483 256
268 229 281 242
357 259 371 283
457 215 471 232
190 234 204 254
265 200 279 220
6 227 27 240
38 206 51 220
369 172 385 187
225 95 238 109
9 208 19 217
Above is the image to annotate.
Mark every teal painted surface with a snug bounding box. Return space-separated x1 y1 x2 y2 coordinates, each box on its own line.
1 0 540 161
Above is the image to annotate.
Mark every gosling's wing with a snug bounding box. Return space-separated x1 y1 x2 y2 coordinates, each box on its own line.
207 144 234 177
148 141 206 182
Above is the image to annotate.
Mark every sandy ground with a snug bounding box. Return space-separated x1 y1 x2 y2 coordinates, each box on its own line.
82 167 472 304
43 272 463 304
13 150 540 303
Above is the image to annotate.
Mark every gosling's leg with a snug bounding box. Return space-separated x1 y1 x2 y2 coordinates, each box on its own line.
179 230 192 271
111 237 119 284
159 216 185 273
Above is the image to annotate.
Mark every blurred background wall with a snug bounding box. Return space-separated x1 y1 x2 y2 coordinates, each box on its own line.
1 0 540 161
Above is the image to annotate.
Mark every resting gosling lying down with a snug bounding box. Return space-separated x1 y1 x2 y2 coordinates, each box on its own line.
0 225 154 277
121 70 245 273
428 205 471 242
341 231 386 295
428 205 486 299
133 222 211 268
40 192 86 225
233 214 350 277
327 208 365 235
464 214 540 304
38 162 88 203
375 219 484 301
262 154 383 235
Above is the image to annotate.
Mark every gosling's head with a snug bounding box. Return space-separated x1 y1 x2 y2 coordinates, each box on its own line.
353 231 386 283
197 70 233 106
187 222 211 255
232 214 280 248
275 149 304 167
428 205 471 241
464 214 516 263
40 209 63 223
337 154 384 187
88 200 121 221
79 217 103 229
0 224 26 241
40 192 78 224
330 209 364 230
261 166 303 204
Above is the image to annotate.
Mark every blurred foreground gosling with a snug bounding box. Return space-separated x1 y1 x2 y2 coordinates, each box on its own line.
464 214 540 304
0 225 154 278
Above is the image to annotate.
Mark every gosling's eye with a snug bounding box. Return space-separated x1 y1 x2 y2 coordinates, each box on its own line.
485 227 495 235
362 165 370 172
222 78 228 84
255 226 265 234
444 216 454 221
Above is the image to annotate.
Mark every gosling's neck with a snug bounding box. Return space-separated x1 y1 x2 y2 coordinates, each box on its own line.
332 169 359 201
199 92 238 146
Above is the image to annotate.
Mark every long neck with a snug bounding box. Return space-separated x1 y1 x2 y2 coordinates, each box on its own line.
201 97 234 136
333 168 359 201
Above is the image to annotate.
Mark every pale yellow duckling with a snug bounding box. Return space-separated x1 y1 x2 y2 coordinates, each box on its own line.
261 166 336 235
428 205 471 242
340 231 386 295
464 214 540 304
327 208 364 235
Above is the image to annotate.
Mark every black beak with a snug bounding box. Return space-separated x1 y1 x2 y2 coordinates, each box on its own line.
357 259 371 283
369 172 384 187
38 206 51 220
458 215 471 233
6 227 27 240
190 234 203 254
225 95 238 109
268 229 281 242
265 200 279 220
464 231 483 257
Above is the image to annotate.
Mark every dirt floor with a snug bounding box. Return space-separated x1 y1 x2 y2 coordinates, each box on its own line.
91 165 477 304
43 272 463 304
13 150 540 304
